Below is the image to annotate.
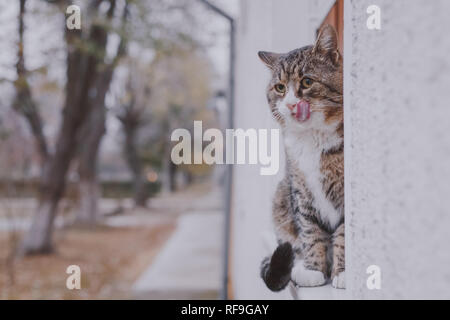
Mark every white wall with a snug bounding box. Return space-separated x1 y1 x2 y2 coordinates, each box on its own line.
231 0 334 300
346 0 450 299
233 0 450 300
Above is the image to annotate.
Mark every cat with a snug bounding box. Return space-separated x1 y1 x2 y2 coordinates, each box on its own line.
258 25 345 291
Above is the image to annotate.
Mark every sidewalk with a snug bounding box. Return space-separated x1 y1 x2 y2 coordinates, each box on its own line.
132 187 224 299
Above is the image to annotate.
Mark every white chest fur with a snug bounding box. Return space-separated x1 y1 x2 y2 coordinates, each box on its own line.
284 129 343 230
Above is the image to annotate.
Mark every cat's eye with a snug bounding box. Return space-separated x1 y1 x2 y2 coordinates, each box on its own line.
274 83 286 94
301 77 314 89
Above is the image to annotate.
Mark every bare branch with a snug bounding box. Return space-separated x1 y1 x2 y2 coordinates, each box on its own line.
13 0 49 161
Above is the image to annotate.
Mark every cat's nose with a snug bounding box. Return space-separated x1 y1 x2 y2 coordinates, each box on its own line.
286 103 296 111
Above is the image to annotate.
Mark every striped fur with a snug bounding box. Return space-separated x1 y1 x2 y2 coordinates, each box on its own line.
259 25 345 291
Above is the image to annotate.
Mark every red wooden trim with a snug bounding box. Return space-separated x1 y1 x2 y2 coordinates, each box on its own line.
319 0 344 53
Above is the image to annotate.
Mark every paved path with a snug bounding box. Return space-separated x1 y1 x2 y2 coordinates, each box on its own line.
132 185 224 299
133 212 223 299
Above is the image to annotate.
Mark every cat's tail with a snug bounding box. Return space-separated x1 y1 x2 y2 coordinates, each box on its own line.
260 242 294 292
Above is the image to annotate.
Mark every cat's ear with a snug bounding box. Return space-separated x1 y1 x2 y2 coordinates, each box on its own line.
313 25 341 65
258 51 281 70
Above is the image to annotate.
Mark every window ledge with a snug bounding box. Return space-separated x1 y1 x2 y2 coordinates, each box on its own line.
289 283 348 300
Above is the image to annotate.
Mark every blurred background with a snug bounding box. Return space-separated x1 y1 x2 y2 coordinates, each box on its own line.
0 0 238 299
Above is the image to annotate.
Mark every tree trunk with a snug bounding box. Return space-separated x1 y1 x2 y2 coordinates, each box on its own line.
77 177 101 224
76 103 106 225
20 147 76 254
17 0 128 254
76 0 127 224
162 144 177 193
19 200 58 254
75 66 114 224
169 157 177 192
14 0 48 164
124 126 149 207
133 175 149 207
19 20 109 255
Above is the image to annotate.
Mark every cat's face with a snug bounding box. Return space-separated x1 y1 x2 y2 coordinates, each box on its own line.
259 25 343 134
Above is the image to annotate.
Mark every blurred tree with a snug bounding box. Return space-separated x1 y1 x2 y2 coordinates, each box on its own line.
76 0 205 215
13 0 48 166
19 0 130 254
116 47 215 195
116 60 152 207
152 48 215 192
75 0 129 224
11 0 215 254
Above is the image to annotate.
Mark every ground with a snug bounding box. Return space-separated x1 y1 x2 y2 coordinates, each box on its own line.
0 224 175 299
0 183 219 300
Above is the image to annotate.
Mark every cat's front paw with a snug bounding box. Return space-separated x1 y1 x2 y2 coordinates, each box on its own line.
291 263 326 287
332 271 346 289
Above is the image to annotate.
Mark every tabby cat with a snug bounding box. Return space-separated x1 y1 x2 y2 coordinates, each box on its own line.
258 25 344 291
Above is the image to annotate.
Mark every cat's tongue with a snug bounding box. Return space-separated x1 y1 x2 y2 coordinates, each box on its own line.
296 100 311 122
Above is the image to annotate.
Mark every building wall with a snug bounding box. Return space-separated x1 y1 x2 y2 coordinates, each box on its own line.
233 0 450 300
231 0 334 300
346 0 450 299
